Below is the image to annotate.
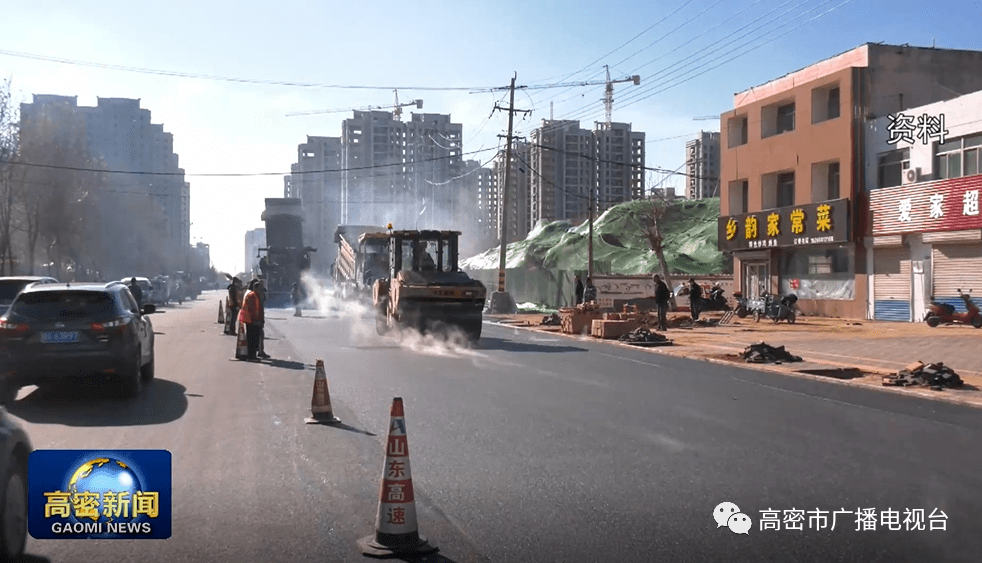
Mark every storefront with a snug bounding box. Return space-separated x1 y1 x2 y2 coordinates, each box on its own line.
868 178 982 321
719 198 861 316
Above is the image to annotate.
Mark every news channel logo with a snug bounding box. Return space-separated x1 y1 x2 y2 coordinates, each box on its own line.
28 450 172 539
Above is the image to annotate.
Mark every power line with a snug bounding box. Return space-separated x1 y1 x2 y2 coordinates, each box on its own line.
0 48 506 92
0 147 496 177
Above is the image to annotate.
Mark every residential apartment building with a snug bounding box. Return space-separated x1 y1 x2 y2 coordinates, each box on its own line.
529 120 595 226
341 110 409 228
19 95 190 278
283 136 342 275
405 113 465 231
595 122 645 214
189 242 210 275
866 89 982 322
686 131 720 199
244 228 266 277
492 142 532 244
475 163 499 251
719 43 982 318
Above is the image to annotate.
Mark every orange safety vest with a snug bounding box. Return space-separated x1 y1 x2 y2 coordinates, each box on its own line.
238 290 260 325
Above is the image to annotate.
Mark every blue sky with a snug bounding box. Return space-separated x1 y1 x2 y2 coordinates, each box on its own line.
1 0 980 273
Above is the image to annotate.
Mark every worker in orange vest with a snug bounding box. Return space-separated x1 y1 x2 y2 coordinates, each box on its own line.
238 279 262 361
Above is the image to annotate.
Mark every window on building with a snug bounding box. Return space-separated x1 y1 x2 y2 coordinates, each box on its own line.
876 148 910 189
827 88 840 120
727 116 748 148
777 172 795 207
776 103 795 134
936 134 982 180
827 162 840 200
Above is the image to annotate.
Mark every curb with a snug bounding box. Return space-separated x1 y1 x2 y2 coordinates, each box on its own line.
485 319 982 410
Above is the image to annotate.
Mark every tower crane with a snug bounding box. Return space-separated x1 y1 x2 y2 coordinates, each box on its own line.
285 90 423 118
604 65 641 126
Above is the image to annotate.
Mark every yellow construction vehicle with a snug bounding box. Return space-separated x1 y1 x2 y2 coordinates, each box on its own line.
372 228 486 341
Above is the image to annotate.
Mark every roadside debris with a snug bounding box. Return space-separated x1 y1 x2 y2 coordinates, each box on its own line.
559 302 604 334
881 361 964 389
741 342 803 363
618 327 673 346
541 313 561 326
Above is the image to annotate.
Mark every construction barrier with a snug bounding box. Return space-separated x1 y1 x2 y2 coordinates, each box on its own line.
305 359 340 425
358 398 437 558
235 322 249 360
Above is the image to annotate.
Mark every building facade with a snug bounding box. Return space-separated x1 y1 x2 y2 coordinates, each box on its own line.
719 43 982 318
284 136 341 275
475 163 499 251
866 90 982 322
686 131 720 199
595 122 645 214
529 120 595 226
20 95 190 278
244 228 266 278
492 142 532 244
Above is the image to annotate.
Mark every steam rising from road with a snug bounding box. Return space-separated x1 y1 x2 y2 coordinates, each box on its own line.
299 272 485 360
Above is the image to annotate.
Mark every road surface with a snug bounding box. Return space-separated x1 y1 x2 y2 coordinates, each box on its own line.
10 292 982 562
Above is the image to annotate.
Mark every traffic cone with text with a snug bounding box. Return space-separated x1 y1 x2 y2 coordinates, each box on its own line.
358 397 437 558
235 322 249 360
218 300 225 324
305 359 340 424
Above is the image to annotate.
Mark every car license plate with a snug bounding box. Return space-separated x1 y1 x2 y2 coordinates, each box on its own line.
41 331 79 344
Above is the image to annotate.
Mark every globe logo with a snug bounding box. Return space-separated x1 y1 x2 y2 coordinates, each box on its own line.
66 458 144 524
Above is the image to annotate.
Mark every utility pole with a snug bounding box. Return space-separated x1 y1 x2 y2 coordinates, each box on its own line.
489 73 526 314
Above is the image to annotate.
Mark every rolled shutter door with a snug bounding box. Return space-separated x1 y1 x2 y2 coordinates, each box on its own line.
873 247 911 321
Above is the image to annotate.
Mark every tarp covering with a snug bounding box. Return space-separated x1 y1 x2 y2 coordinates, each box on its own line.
461 198 725 275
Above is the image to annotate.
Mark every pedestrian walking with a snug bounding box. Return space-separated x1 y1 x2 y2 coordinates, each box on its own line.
584 277 597 304
238 280 262 361
653 274 670 331
292 282 302 317
574 275 584 306
255 279 270 359
226 277 243 335
128 278 144 309
688 278 703 321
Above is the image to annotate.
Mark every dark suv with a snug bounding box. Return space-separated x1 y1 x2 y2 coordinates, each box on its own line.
0 283 156 401
0 276 59 318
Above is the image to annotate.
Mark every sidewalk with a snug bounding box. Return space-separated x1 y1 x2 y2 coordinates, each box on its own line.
487 310 982 408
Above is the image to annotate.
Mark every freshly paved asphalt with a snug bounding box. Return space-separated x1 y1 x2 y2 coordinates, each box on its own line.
10 291 982 562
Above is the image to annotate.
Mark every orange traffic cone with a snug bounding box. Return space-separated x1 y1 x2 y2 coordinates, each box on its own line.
358 397 437 558
235 322 249 360
304 359 340 425
217 300 225 324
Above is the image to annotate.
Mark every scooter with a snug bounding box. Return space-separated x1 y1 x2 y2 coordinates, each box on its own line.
924 289 982 328
701 284 730 311
752 292 798 324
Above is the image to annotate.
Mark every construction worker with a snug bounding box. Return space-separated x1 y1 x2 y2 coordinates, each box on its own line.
238 280 262 361
574 275 584 306
653 274 670 331
689 278 703 321
584 277 597 304
292 282 302 317
226 277 243 335
255 279 270 359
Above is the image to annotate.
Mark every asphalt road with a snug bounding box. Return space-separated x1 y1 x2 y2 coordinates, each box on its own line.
10 291 982 563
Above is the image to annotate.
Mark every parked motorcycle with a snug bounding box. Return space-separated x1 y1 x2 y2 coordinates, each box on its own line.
675 283 730 312
751 292 798 324
924 289 982 328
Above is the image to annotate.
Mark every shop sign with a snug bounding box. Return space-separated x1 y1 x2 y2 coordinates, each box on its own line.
870 175 982 235
717 198 850 251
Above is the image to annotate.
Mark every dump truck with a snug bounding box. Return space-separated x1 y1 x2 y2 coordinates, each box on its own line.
333 225 389 300
259 198 316 308
372 229 487 341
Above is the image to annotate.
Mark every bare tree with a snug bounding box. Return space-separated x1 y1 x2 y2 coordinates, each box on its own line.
640 199 679 311
0 78 21 275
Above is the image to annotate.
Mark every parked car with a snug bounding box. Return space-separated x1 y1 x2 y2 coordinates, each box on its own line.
0 406 29 561
0 277 59 318
0 282 157 402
